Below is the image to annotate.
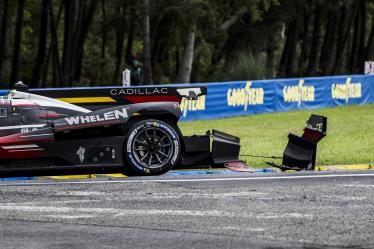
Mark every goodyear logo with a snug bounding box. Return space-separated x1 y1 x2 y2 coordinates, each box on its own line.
283 79 315 107
331 77 361 103
227 82 264 111
180 95 206 117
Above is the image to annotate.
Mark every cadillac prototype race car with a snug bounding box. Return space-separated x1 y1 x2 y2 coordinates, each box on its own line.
0 83 240 177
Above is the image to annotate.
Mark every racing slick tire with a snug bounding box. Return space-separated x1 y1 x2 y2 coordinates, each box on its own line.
123 119 181 176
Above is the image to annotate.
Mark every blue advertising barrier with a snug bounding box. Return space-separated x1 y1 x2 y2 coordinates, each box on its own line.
6 75 373 121
178 75 374 121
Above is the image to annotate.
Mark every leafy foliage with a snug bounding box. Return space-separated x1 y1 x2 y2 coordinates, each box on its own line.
0 0 373 88
224 52 266 81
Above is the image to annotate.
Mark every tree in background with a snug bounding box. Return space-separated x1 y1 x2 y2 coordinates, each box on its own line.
62 0 98 86
142 0 153 84
0 0 374 88
0 0 9 81
10 0 25 86
31 0 49 88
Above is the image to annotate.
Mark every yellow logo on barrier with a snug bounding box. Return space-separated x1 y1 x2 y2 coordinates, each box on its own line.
331 77 361 103
227 82 264 111
180 95 206 117
283 79 315 107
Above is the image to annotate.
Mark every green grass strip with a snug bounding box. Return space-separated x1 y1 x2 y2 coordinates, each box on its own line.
179 104 374 168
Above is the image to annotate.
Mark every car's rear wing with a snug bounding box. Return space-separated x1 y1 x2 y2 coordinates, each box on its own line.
28 86 207 111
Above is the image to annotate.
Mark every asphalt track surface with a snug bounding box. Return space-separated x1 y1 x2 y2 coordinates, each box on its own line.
0 170 374 249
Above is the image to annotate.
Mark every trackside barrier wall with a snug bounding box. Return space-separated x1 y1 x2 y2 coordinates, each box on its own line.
177 75 374 121
7 74 374 121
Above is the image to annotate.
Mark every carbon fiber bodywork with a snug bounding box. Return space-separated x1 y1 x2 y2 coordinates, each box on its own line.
268 115 327 171
0 86 241 177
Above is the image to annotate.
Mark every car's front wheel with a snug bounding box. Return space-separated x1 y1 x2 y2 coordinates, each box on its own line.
124 119 181 175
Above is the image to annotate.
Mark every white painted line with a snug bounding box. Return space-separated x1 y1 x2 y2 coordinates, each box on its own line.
256 213 313 219
0 172 374 186
45 214 97 219
339 184 374 188
0 205 238 218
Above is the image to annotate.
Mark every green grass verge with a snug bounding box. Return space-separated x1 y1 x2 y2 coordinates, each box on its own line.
179 104 374 168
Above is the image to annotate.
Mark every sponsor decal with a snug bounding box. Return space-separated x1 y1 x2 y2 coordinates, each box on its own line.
110 88 168 96
227 82 264 111
127 126 140 153
171 140 179 165
283 79 315 107
180 95 206 117
146 121 159 128
76 147 86 163
128 154 141 170
306 123 323 132
331 77 362 103
64 108 128 125
160 123 177 140
21 127 38 133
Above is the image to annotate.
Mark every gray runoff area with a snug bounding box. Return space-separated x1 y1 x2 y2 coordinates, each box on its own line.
0 170 373 249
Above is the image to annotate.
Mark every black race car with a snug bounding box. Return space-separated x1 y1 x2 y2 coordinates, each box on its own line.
0 83 240 177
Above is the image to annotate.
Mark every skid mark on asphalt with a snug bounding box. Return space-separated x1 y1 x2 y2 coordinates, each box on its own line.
54 190 107 196
339 184 374 188
45 214 96 219
0 204 315 221
256 213 314 219
221 226 266 232
12 200 102 206
0 205 236 218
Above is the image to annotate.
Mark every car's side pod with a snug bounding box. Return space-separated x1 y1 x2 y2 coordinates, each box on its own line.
268 114 327 171
179 130 241 167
